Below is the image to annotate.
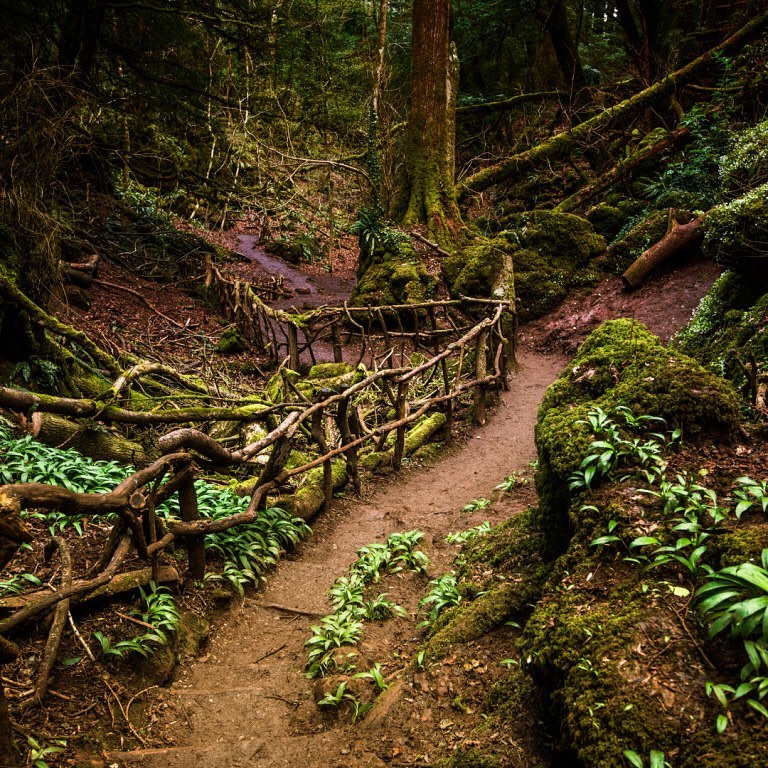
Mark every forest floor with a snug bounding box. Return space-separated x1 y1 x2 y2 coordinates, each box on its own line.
82 249 718 768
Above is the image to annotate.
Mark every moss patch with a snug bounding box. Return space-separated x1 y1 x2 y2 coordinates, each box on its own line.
215 328 247 354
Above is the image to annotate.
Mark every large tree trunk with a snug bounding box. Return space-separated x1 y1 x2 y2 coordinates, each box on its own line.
400 0 460 238
545 0 589 108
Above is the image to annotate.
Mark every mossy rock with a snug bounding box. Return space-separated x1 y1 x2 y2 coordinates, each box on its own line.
673 272 768 393
307 362 353 380
215 328 247 354
586 203 625 241
455 211 604 321
442 235 514 301
351 241 435 307
536 318 739 556
703 182 768 277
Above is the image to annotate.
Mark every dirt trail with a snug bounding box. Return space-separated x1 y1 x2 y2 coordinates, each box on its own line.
106 255 719 768
107 350 565 768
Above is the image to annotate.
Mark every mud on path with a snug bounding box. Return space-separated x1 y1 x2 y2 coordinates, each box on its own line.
105 256 719 768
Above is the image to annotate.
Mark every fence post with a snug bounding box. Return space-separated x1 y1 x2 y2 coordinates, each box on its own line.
336 396 360 493
474 328 488 425
179 476 206 581
310 406 334 511
288 323 300 371
429 307 453 444
331 321 344 363
393 381 408 469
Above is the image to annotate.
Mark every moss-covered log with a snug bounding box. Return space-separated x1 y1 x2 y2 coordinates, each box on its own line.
456 11 768 200
272 460 349 521
359 412 447 471
31 412 151 465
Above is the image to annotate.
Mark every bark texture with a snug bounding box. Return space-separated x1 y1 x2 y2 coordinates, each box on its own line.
401 0 459 236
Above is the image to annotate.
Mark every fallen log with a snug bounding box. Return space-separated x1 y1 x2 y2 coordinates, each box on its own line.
621 214 705 289
555 126 690 213
456 10 768 200
455 90 564 116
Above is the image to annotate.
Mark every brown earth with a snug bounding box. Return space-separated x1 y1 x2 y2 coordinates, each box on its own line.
92 256 720 768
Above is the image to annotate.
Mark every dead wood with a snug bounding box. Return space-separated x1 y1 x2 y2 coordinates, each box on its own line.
92 279 187 329
556 126 690 213
455 90 564 116
456 11 768 200
0 386 276 425
621 214 705 289
20 537 72 709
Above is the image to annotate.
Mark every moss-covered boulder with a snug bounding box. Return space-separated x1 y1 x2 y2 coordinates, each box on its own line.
703 181 768 276
444 212 605 321
536 318 739 556
673 271 768 394
215 328 247 354
351 241 435 307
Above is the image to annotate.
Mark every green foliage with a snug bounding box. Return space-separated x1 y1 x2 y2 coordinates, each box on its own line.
623 749 670 768
720 119 768 192
94 582 180 659
637 106 728 210
350 207 410 259
305 531 429 677
10 355 59 389
698 551 768 640
0 421 310 591
27 735 67 768
446 522 493 545
420 574 462 624
462 497 491 513
0 572 43 596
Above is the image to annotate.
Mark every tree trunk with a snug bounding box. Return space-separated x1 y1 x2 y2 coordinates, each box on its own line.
545 0 589 108
400 0 460 238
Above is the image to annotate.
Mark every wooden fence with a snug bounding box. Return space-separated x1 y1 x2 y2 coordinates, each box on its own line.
0 277 516 651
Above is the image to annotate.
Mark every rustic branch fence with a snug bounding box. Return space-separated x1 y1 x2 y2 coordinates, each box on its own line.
0 279 516 718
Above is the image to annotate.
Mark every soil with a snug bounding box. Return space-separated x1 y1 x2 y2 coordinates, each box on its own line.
7 241 728 768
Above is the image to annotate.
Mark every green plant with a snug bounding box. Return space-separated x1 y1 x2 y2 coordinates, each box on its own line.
623 748 670 768
27 735 66 768
419 574 462 624
350 207 410 257
697 550 768 639
732 476 768 518
462 498 491 513
354 662 389 692
445 521 492 545
0 572 42 596
494 474 526 492
305 531 428 677
10 356 59 389
93 583 180 659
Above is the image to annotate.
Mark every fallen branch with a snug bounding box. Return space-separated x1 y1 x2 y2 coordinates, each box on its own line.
555 126 690 213
456 11 768 200
20 537 72 709
621 214 705 289
93 279 187 330
455 90 564 116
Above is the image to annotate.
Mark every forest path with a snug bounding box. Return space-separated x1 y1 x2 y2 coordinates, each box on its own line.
107 350 565 768
107 254 719 768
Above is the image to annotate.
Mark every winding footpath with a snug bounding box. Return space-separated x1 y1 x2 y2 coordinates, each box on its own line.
107 350 565 768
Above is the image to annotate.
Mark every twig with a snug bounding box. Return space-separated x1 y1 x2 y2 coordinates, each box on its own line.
92 279 187 330
103 678 148 747
250 642 287 666
261 603 322 617
68 612 95 662
410 231 453 258
115 611 157 632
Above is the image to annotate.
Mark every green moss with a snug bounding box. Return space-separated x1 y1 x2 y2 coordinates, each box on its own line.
434 748 502 768
351 241 435 307
536 319 739 556
586 203 625 241
504 212 605 321
443 236 514 301
703 182 768 276
710 524 768 568
307 362 353 380
673 272 768 393
215 328 247 354
607 210 669 273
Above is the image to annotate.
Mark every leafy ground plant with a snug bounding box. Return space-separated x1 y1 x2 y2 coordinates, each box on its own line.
305 531 429 677
419 573 462 625
93 582 180 659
